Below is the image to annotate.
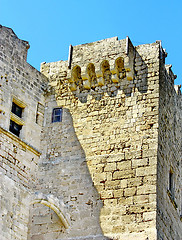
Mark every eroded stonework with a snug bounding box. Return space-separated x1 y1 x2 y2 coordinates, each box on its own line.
0 25 181 240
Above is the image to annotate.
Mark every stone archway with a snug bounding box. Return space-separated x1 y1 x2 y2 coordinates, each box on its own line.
28 193 70 239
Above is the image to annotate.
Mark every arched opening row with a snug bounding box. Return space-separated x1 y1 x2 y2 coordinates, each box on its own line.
69 57 131 91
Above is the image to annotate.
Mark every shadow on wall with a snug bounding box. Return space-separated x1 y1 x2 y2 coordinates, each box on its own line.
157 64 182 240
28 50 149 239
28 107 110 240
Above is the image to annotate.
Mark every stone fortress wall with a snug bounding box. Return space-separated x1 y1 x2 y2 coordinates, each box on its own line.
0 25 47 240
157 63 182 239
0 25 181 240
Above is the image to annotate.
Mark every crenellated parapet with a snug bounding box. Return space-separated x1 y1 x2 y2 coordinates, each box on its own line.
68 56 134 92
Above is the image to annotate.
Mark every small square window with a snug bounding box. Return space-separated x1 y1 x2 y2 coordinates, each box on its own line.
52 108 62 123
9 120 22 137
11 102 22 118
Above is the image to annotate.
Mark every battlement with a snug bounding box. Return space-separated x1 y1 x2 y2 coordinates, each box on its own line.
42 54 134 95
41 37 163 104
68 55 134 91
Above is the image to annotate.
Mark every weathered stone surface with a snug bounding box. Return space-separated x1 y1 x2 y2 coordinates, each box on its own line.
0 26 181 240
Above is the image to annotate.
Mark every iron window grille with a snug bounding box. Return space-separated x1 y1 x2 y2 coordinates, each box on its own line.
52 108 62 123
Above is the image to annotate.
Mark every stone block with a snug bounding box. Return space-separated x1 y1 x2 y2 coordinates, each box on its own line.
124 187 137 197
113 169 135 180
137 184 156 195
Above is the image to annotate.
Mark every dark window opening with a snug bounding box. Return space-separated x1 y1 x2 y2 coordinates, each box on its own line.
52 108 62 123
11 102 22 118
169 171 174 198
9 120 22 137
36 113 39 124
167 169 178 209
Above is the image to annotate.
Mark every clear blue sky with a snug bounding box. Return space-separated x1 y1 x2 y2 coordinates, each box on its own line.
1 0 182 85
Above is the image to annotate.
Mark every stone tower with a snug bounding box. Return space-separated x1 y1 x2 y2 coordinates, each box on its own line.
0 25 181 240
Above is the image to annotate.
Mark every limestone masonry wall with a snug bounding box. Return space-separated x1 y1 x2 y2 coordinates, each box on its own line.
0 26 181 240
157 64 182 240
39 38 161 240
0 26 48 240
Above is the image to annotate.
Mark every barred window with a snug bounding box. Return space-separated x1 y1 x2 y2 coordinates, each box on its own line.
52 108 62 123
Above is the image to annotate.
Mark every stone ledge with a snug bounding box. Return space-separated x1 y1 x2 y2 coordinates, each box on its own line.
0 126 41 156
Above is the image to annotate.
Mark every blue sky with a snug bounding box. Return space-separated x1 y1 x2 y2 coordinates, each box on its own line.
1 0 182 85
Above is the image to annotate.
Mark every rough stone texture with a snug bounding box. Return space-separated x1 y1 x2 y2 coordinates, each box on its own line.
0 25 47 240
0 26 181 240
157 64 182 240
38 39 160 240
